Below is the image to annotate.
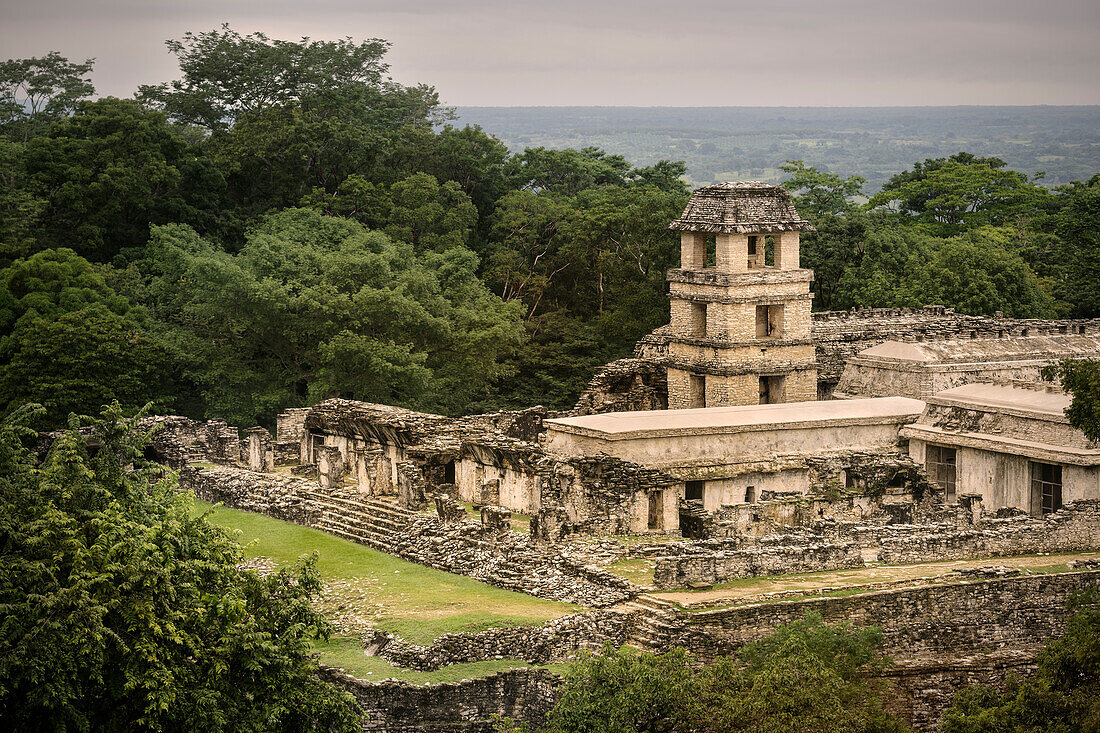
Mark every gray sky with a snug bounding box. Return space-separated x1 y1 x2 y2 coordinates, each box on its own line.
2 0 1098 106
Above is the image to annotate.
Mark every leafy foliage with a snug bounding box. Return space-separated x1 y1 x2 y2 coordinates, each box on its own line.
0 51 95 142
139 209 524 424
0 403 363 731
1043 359 1100 443
498 613 907 733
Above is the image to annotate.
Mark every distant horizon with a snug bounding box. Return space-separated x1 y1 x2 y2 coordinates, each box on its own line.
455 104 1100 110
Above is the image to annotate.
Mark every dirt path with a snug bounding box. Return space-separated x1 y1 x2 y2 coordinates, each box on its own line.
652 552 1100 605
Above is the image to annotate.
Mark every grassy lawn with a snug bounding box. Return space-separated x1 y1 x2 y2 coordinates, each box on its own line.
192 500 580 646
314 637 569 684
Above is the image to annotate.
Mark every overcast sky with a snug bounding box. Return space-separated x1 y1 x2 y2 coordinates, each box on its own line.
2 0 1098 106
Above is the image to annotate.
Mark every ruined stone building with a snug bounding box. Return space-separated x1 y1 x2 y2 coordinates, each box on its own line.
834 333 1100 400
544 397 924 525
902 382 1100 512
639 182 818 408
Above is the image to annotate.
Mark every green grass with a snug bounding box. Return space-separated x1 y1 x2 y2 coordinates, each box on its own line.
313 637 570 683
193 500 579 645
606 558 656 586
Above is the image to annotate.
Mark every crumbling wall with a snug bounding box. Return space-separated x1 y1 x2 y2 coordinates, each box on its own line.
181 465 320 526
571 358 668 415
143 416 242 468
178 465 637 607
653 541 864 588
671 570 1100 663
275 407 310 464
368 611 632 671
810 306 1100 391
876 500 1100 564
387 514 637 607
321 666 559 733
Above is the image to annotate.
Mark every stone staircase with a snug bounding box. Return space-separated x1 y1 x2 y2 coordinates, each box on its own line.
614 594 682 653
299 489 417 551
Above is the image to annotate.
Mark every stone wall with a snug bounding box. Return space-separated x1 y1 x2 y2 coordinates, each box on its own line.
144 415 242 468
810 306 1100 387
876 499 1100 564
653 541 864 588
321 666 559 733
180 465 320 526
369 611 632 671
670 570 1100 662
387 514 637 607
275 407 310 464
572 358 668 415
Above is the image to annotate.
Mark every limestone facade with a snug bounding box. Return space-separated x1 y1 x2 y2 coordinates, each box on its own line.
902 382 1100 513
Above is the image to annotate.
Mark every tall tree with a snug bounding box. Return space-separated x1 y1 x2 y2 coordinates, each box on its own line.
0 403 363 731
23 98 225 262
139 209 524 424
0 52 95 142
780 160 866 218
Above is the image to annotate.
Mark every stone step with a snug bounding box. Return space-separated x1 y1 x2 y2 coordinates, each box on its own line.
317 506 410 534
301 491 416 521
316 523 390 551
318 517 392 546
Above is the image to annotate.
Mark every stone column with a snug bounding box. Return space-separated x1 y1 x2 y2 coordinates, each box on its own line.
680 231 706 269
716 233 749 273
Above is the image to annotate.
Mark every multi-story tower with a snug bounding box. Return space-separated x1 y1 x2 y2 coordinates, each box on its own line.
663 181 817 408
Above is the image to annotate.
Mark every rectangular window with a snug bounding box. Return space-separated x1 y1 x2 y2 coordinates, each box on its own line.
755 304 784 339
1030 462 1062 515
704 234 717 268
764 235 775 266
745 485 757 504
443 460 456 484
689 374 706 408
685 480 705 502
925 445 957 502
689 302 707 337
759 375 785 404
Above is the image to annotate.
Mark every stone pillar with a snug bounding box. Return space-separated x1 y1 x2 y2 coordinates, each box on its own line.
317 446 345 490
480 505 512 534
435 494 466 524
244 427 274 473
680 231 706 269
531 506 569 543
774 231 800 270
716 233 749 273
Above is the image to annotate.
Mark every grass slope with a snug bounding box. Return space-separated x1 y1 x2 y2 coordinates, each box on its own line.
193 499 579 644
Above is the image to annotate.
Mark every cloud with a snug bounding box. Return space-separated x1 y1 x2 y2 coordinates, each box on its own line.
1 0 1097 105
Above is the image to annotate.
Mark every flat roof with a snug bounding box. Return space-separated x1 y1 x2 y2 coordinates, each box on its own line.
857 334 1100 365
931 382 1070 418
546 397 925 440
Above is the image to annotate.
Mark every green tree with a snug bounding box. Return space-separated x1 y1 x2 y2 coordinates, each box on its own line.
779 160 866 217
23 97 225 262
869 153 1051 236
1043 359 1100 443
902 238 1057 318
385 172 478 251
139 209 524 424
0 138 45 261
0 310 178 426
0 247 129 347
941 590 1100 733
1054 176 1100 317
0 402 363 731
140 26 444 228
0 51 95 142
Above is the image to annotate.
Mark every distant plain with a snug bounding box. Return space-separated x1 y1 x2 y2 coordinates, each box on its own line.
455 106 1100 191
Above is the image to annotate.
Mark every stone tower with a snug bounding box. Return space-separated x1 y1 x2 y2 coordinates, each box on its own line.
663 181 817 408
